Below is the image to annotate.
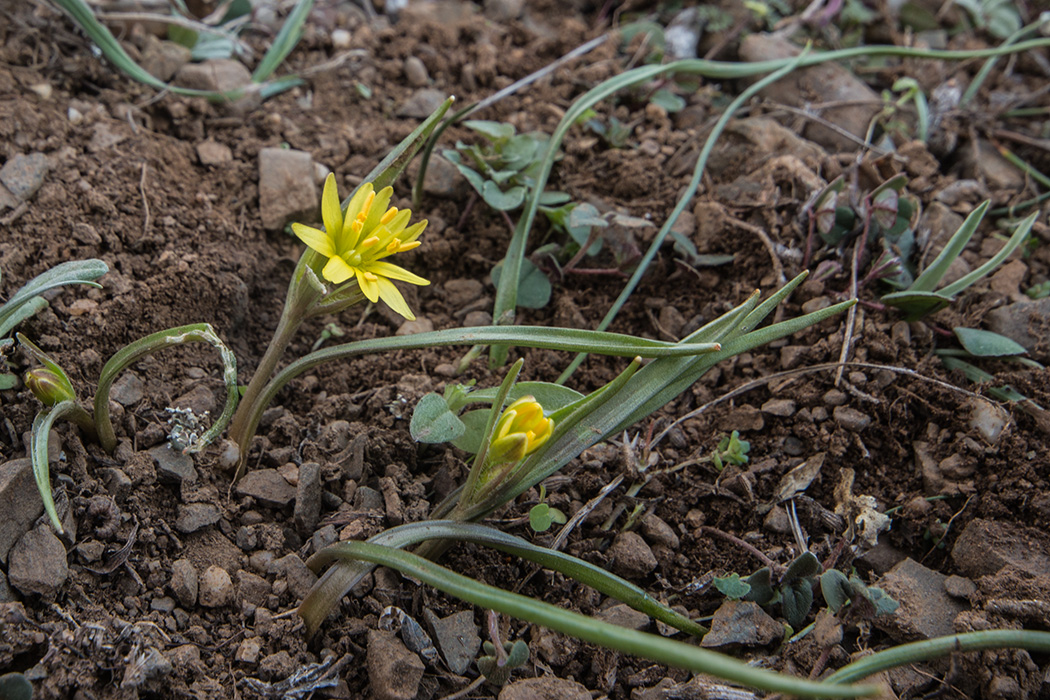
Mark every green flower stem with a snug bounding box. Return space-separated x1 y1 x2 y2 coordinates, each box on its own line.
229 326 721 473
304 520 707 638
314 540 875 698
95 323 238 453
31 401 85 534
824 630 1050 684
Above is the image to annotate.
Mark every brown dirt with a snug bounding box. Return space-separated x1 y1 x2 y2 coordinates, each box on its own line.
2 1 1050 698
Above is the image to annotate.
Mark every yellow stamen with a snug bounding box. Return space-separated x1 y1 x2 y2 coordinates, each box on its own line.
361 236 380 248
361 191 375 218
398 241 421 252
363 272 378 281
352 220 363 235
386 238 402 254
380 208 398 225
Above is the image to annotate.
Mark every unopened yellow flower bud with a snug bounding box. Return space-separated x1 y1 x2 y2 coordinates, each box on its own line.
488 396 553 464
25 367 76 406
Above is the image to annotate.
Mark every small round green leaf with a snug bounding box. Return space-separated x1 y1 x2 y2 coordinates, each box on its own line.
953 327 1027 357
410 393 466 444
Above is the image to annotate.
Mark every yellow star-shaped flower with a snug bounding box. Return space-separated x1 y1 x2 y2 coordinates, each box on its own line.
292 173 430 320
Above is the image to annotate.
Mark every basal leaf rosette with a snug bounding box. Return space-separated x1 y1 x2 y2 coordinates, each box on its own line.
292 173 430 320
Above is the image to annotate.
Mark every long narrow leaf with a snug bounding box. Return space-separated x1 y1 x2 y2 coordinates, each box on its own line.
252 0 313 82
0 259 108 336
31 401 80 534
905 201 989 293
938 210 1037 297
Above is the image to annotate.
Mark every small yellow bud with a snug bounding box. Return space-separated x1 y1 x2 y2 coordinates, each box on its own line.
489 396 553 463
25 367 76 406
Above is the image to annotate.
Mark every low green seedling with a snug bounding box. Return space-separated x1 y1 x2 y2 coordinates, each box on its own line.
528 485 567 533
477 638 529 686
1026 281 1050 299
711 430 750 471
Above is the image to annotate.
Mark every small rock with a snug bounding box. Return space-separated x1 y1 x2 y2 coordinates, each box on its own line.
0 570 15 603
951 518 1050 579
968 398 1009 444
833 406 871 431
396 89 447 119
378 476 404 526
944 575 977 599
823 389 848 406
0 459 44 564
331 28 352 50
856 540 908 576
354 486 385 511
891 321 911 346
236 569 271 607
367 629 425 700
7 524 68 598
596 603 650 630
166 644 201 673
175 503 221 534
396 317 434 335
607 532 658 579
150 445 198 484
140 36 191 82
761 398 796 417
701 600 783 647
717 405 764 432
640 513 679 550
196 140 233 166
150 596 176 613
499 677 591 700
874 558 965 641
235 637 263 664
198 565 233 607
259 650 296 680
988 259 1028 300
763 505 792 534
258 148 319 231
121 646 172 687
658 305 686 338
110 373 145 406
99 467 132 501
274 553 317 599
424 609 481 675
236 469 297 507
421 154 461 198
294 461 323 536
970 140 1026 190
175 58 251 93
444 278 484 307
311 525 338 553
986 297 1050 361
403 56 429 87
0 153 49 201
463 310 492 327
483 0 524 21
170 558 198 607
780 345 810 369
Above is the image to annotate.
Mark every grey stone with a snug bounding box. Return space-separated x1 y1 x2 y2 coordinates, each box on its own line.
175 58 251 93
259 650 295 680
198 565 233 607
396 89 447 119
171 384 216 416
403 56 429 87
236 469 296 508
99 467 132 501
140 36 191 82
274 553 317 599
421 154 461 198
354 486 385 511
856 540 908 576
701 600 783 648
444 278 484 307
294 461 322 536
197 140 233 166
150 596 176 613
0 569 16 602
395 317 435 336
175 503 222 534
969 398 1009 444
944 575 977 599
0 153 49 201
951 517 1050 578
499 677 591 700
640 513 679 550
150 445 198 484
8 524 68 598
367 629 425 700
110 372 145 405
483 0 524 21
833 406 871 431
986 297 1050 361
235 569 271 607
607 531 658 579
311 525 338 553
235 636 263 664
875 558 966 641
463 310 492 327
0 459 44 564
170 558 198 607
258 147 318 231
761 398 796 417
596 603 650 630
424 609 481 675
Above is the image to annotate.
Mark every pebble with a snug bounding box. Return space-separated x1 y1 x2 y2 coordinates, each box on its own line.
780 345 810 369
607 532 658 579
760 398 796 417
658 305 686 338
367 629 425 700
395 317 435 335
99 467 132 501
421 154 461 198
986 297 1050 361
236 469 297 508
174 503 221 533
499 677 591 700
944 575 977 599
235 636 263 664
968 398 1009 444
258 147 319 231
7 524 68 598
0 152 49 201
331 29 352 50
951 518 1050 579
700 600 783 648
0 459 44 564
354 485 385 511
856 541 908 577
483 0 524 21
396 89 447 119
170 558 198 607
0 571 15 603
462 310 492 327
444 279 484 307
294 461 322 536
235 569 271 608
890 320 911 345
403 56 429 87
196 139 233 166
833 406 871 431
274 553 317 599
175 58 251 93
640 513 679 550
140 36 191 82
259 650 295 680
110 373 145 405
150 445 198 484
424 609 480 675
596 603 650 630
311 525 337 554
150 596 176 613
198 565 233 608
822 389 847 406
874 558 965 641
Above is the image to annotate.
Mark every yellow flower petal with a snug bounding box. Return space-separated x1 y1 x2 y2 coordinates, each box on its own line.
367 261 430 286
375 276 416 320
363 186 395 234
322 255 356 284
341 183 374 249
399 220 428 244
292 223 336 257
355 267 380 303
320 173 343 242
